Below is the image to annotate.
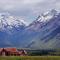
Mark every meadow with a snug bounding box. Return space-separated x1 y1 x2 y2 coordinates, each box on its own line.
0 56 60 60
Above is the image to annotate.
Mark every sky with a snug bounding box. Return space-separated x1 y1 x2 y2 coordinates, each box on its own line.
0 0 60 24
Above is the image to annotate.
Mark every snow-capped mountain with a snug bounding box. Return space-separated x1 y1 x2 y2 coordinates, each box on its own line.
0 9 60 49
25 9 60 49
26 9 59 31
0 12 27 31
0 12 28 47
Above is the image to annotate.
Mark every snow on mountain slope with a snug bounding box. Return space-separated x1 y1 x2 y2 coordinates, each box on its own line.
37 9 58 22
0 12 27 31
26 9 59 31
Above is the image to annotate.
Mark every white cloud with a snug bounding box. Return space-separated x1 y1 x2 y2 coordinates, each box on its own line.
0 0 48 11
55 2 60 10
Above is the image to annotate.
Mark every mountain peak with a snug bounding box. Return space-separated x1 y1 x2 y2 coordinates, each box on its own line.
36 9 59 22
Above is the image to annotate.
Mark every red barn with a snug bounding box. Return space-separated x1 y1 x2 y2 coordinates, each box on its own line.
0 48 27 56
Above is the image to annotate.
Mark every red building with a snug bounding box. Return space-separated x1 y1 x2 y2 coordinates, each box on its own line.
0 48 27 56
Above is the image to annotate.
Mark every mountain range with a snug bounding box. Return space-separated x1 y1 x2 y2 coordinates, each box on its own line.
0 9 60 49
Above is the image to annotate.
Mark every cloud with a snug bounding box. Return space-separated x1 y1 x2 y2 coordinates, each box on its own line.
0 0 43 10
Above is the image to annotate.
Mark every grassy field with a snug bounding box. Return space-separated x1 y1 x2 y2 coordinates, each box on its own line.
0 56 60 60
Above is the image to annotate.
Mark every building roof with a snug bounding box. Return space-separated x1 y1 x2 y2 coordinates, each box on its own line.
4 48 17 52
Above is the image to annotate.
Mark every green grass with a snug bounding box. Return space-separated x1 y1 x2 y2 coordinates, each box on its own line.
0 56 60 60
